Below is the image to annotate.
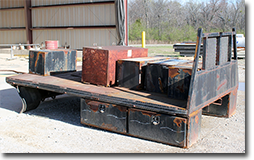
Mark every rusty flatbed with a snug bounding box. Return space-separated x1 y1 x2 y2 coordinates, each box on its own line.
5 28 239 148
6 71 188 116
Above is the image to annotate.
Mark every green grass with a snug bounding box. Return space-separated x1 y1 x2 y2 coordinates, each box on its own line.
135 45 179 57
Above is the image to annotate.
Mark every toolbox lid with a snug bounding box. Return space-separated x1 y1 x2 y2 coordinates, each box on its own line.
149 58 190 66
118 56 171 62
83 46 148 51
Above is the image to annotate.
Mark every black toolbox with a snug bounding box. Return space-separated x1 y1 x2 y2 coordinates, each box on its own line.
117 57 170 90
80 98 201 148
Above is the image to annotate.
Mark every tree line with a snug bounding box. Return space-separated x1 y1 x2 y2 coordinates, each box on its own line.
128 0 245 43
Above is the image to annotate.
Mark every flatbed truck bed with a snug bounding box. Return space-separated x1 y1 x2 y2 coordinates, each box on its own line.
5 28 239 148
6 71 188 115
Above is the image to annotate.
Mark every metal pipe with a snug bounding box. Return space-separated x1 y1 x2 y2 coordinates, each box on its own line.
0 70 26 74
0 44 40 46
0 44 40 60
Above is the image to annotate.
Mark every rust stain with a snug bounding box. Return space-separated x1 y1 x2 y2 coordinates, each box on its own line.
193 37 200 60
86 100 109 112
189 109 200 118
141 111 158 117
118 60 123 65
176 83 185 93
232 86 238 96
217 79 227 91
202 93 208 101
101 123 117 131
34 53 41 68
228 88 237 117
115 105 127 112
195 115 199 124
182 69 192 75
140 61 145 66
82 47 147 87
217 74 220 79
173 118 186 127
168 68 180 78
30 53 34 59
158 77 164 93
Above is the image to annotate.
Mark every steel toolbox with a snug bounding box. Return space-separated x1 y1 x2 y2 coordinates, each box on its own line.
29 49 77 76
82 46 148 87
146 59 195 100
81 98 128 134
117 57 170 90
80 98 201 147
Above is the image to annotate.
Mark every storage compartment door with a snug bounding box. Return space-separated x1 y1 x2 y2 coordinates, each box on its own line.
128 108 187 147
81 98 127 133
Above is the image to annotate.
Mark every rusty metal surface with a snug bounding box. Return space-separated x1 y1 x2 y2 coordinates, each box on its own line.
29 49 77 76
5 28 239 148
6 73 187 116
117 57 170 90
146 59 201 100
128 108 187 147
186 109 202 148
82 46 148 87
188 28 238 116
81 98 127 133
79 97 202 148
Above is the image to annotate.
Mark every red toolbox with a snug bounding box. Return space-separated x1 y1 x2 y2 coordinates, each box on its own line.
82 46 148 87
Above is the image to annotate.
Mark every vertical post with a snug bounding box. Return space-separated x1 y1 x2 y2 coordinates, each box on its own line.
232 28 237 60
124 0 128 46
142 31 146 48
187 28 203 111
10 45 13 59
24 0 32 48
7 45 17 60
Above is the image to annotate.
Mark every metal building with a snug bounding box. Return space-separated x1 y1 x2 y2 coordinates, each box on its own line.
0 0 128 49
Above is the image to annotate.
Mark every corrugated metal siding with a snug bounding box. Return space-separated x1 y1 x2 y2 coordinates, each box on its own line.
0 0 118 48
0 0 26 44
0 30 26 44
0 9 25 27
31 1 117 49
32 4 115 27
33 29 117 49
31 0 113 6
0 0 24 8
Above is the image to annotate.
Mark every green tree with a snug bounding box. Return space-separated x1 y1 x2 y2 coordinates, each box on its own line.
129 19 146 41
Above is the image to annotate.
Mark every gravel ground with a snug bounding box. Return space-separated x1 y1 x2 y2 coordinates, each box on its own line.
0 52 247 156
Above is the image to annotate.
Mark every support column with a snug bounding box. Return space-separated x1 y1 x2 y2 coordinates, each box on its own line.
24 0 32 47
124 0 128 46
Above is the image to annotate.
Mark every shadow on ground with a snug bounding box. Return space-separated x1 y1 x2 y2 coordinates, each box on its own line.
0 88 23 112
0 88 82 127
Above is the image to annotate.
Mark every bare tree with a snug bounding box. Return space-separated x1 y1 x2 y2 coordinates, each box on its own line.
128 0 245 42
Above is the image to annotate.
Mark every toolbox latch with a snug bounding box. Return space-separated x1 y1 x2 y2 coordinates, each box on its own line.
151 115 160 125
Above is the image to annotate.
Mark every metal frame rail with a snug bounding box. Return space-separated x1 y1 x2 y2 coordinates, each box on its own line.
0 44 40 60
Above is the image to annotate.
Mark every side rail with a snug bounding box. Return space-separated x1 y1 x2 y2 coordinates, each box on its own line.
187 28 238 117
